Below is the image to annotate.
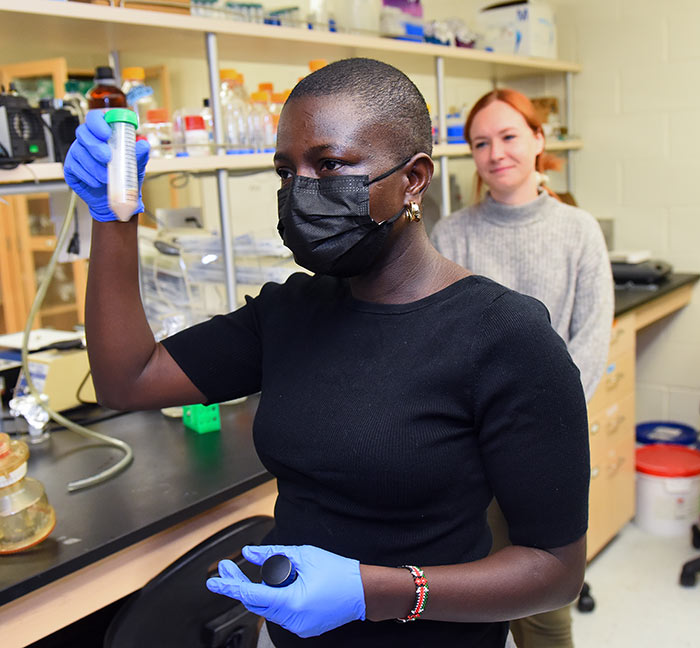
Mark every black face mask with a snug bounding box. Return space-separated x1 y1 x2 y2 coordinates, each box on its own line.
277 158 411 277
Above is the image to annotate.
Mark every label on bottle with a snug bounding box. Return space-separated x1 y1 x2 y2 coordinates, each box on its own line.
126 85 154 106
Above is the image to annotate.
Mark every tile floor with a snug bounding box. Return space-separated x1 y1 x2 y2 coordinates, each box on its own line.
572 521 700 648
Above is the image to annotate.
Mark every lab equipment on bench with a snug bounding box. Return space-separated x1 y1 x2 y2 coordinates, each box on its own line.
0 432 56 554
12 347 96 414
612 258 673 286
139 226 299 338
38 98 80 163
8 192 133 491
0 88 47 165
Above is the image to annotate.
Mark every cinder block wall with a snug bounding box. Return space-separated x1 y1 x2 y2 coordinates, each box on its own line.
555 0 700 428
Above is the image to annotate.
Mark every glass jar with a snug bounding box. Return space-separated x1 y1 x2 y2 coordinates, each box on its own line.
0 432 56 554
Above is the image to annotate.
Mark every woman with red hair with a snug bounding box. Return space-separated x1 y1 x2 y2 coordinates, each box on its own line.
431 89 614 648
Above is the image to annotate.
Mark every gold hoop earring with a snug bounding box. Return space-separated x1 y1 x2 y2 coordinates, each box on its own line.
404 201 422 222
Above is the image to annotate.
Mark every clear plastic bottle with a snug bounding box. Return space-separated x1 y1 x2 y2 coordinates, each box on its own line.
184 115 210 156
0 433 56 554
308 59 328 73
269 90 290 141
105 108 139 222
232 72 251 104
87 66 127 113
249 90 276 153
142 108 174 159
121 66 156 130
63 80 89 122
220 69 252 154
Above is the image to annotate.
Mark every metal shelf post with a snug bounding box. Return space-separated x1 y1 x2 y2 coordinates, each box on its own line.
435 55 450 218
565 71 574 194
205 31 237 311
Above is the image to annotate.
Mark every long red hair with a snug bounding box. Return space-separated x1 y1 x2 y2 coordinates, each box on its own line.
464 88 563 202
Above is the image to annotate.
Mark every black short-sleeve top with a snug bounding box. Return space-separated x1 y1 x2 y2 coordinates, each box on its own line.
162 273 590 648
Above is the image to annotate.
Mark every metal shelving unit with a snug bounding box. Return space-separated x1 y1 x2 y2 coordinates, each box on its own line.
0 0 582 309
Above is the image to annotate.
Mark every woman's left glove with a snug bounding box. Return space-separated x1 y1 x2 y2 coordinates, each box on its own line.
206 544 366 638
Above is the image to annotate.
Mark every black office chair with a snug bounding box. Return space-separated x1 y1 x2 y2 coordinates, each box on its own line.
104 515 275 648
679 522 700 587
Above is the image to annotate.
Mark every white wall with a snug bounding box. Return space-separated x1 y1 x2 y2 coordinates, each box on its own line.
553 0 700 429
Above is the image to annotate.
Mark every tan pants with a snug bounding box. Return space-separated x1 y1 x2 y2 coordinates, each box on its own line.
488 500 574 648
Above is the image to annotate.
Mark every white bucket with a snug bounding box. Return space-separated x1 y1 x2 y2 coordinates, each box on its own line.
635 444 700 537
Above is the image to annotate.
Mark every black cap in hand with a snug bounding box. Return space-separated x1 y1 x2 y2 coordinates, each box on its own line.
261 554 297 588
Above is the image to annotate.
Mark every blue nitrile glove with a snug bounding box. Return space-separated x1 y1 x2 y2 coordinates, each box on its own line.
63 110 150 222
206 544 366 639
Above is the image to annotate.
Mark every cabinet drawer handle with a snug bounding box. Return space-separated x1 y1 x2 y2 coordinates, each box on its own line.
590 423 600 435
608 456 625 477
606 415 626 435
591 466 600 479
605 373 624 389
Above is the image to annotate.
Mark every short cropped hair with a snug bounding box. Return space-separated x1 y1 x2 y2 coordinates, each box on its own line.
289 58 433 160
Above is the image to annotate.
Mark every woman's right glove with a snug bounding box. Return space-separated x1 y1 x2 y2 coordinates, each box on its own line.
63 110 150 222
206 544 366 638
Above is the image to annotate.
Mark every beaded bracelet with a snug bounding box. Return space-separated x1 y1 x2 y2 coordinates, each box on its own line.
396 565 429 623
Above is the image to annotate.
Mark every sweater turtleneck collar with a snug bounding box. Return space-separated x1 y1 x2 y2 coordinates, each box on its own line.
477 190 550 227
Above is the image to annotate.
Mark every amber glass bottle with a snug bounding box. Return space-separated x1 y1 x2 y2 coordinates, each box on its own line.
87 66 127 111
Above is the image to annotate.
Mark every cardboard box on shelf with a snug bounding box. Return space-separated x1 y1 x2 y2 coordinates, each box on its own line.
477 1 557 59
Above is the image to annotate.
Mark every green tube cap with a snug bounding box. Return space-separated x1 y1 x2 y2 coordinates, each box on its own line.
104 108 138 128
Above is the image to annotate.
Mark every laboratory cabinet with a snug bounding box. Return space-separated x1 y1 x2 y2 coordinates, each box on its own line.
0 194 87 333
586 312 636 561
584 275 699 561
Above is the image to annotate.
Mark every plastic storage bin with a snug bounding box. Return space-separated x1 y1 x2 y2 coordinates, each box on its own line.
636 421 698 448
635 444 700 536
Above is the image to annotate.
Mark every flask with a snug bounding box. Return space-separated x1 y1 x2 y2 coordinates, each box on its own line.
249 91 275 153
105 108 139 222
121 66 156 129
0 432 56 554
142 108 174 158
63 80 89 122
87 66 127 112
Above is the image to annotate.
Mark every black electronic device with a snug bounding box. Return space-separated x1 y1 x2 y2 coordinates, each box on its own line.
611 260 673 285
0 91 47 164
39 98 79 163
